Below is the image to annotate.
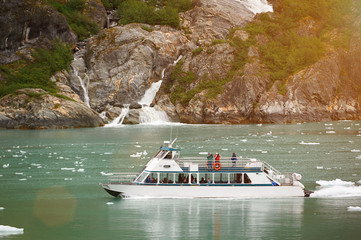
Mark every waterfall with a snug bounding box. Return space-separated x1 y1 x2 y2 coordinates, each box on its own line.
104 105 130 127
73 69 90 108
138 74 170 124
236 0 273 14
139 107 170 124
173 55 183 66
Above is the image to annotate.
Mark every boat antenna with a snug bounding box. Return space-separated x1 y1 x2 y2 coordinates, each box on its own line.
170 125 173 142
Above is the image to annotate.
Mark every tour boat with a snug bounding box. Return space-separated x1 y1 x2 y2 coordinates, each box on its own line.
100 139 309 198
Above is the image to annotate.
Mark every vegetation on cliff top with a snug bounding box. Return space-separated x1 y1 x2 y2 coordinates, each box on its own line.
168 0 360 106
0 41 73 98
108 0 194 28
46 0 99 40
243 0 358 92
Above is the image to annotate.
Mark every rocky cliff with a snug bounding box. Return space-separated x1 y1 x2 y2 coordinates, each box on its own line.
1 0 361 128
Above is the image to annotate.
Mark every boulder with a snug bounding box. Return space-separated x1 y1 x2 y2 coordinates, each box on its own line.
84 0 107 29
0 88 104 129
0 0 77 64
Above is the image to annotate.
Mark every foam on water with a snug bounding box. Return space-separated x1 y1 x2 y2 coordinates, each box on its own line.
299 141 320 145
0 225 24 236
311 179 361 198
347 206 361 212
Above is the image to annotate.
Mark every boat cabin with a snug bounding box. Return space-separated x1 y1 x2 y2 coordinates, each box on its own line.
131 141 296 187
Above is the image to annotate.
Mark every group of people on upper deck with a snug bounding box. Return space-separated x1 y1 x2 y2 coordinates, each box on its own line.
206 152 238 168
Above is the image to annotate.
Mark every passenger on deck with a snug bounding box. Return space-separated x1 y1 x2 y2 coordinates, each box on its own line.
145 176 151 183
200 177 205 183
214 153 221 162
231 152 237 167
207 178 211 184
151 177 156 183
207 153 213 169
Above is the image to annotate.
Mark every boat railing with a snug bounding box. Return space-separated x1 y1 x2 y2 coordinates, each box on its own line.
262 161 282 176
107 172 138 184
177 157 265 169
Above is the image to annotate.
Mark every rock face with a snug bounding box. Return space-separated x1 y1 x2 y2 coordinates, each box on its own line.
0 0 77 64
69 24 189 113
84 0 107 29
180 0 254 44
156 0 361 124
0 88 104 129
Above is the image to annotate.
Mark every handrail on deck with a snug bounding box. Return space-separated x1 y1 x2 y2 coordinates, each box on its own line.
108 172 138 184
177 157 265 170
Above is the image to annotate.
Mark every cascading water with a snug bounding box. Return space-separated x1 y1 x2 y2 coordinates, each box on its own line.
236 0 273 14
138 75 170 124
72 63 90 108
104 104 130 127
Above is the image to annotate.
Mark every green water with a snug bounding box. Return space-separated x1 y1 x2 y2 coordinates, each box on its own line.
1 121 361 239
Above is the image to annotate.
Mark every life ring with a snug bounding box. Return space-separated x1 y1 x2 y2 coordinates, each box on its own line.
213 162 221 171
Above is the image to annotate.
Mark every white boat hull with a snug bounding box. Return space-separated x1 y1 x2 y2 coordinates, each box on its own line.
101 183 305 198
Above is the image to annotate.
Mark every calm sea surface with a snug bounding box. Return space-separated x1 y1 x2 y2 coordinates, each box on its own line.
1 121 361 239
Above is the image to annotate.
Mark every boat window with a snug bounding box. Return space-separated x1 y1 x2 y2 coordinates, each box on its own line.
173 151 180 160
232 173 242 183
165 152 172 159
137 172 149 183
148 173 157 183
199 173 207 183
214 173 226 184
177 173 185 183
190 173 197 184
159 172 173 184
244 173 252 184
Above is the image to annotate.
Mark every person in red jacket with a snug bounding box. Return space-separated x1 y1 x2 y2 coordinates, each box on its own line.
214 153 220 162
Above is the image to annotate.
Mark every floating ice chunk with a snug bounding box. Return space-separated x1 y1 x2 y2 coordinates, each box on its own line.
135 145 141 148
61 168 75 171
0 225 24 236
347 206 361 212
143 150 148 156
77 169 85 172
221 148 228 151
198 152 208 155
104 152 113 155
19 178 27 181
0 207 4 210
299 141 320 145
351 149 361 153
101 171 113 176
2 164 9 168
106 202 114 205
316 166 324 170
64 178 72 181
326 131 336 134
130 153 142 157
15 172 23 175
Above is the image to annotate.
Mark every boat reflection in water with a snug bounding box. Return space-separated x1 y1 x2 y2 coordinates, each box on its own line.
106 198 304 239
